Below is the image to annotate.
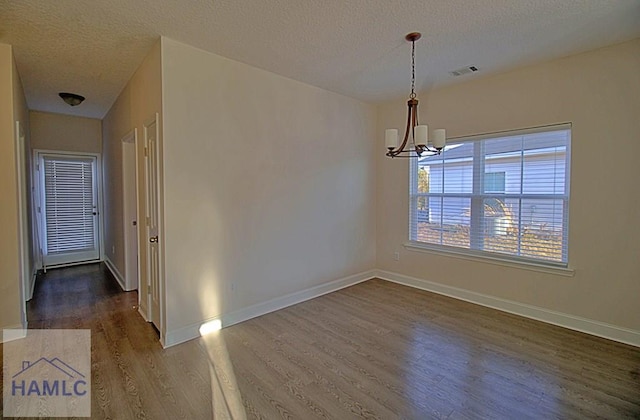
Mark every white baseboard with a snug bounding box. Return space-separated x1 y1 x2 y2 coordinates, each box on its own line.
104 256 126 291
2 325 28 343
163 269 376 348
27 268 37 301
158 268 640 349
138 304 149 322
376 270 640 348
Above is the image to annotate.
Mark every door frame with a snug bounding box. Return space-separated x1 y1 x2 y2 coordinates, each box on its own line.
14 121 28 326
143 113 164 338
121 129 140 291
33 149 104 270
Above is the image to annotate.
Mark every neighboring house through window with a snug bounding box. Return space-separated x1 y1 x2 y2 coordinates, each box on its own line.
409 124 571 266
484 171 506 193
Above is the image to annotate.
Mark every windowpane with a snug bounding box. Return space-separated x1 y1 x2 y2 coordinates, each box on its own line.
415 197 471 248
441 197 471 248
523 147 566 194
520 198 566 262
410 125 570 266
481 198 519 254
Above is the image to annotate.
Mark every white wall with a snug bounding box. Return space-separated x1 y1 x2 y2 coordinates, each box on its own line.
377 39 640 334
161 38 377 337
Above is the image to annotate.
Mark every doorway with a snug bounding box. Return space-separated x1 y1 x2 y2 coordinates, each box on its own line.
35 151 102 269
122 130 139 291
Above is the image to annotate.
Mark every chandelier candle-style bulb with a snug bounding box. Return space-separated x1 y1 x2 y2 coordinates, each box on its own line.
415 125 428 146
433 129 446 149
385 32 446 158
385 129 399 149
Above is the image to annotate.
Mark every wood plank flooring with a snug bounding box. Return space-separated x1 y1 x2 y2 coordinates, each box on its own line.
1 263 212 419
217 279 640 419
2 263 639 419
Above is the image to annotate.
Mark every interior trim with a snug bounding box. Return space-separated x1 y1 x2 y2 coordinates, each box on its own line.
162 269 376 348
162 267 639 349
376 269 640 348
104 257 127 291
1 325 28 344
403 242 575 277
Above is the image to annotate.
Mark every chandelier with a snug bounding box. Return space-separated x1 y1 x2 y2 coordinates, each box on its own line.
385 33 446 158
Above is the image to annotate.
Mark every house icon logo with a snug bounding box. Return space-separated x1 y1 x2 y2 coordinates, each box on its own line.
11 357 88 397
11 357 87 397
3 329 91 417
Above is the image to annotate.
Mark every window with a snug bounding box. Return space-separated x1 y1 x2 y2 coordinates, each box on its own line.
409 124 571 266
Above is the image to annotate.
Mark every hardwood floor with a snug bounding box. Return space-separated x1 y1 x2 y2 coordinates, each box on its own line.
2 264 639 419
1 263 212 419
218 279 640 419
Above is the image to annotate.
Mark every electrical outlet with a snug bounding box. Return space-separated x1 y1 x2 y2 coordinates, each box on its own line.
393 251 400 261
231 282 236 292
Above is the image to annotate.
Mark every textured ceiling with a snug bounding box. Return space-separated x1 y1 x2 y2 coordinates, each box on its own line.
1 0 639 119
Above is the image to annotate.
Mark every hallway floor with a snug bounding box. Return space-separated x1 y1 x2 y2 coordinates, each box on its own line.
3 263 213 419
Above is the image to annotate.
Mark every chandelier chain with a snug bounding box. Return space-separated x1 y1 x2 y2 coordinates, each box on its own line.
410 39 416 99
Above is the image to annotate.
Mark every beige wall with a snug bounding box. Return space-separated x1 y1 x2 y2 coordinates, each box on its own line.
0 43 29 330
161 38 377 334
102 78 132 282
102 40 162 311
31 111 101 153
12 42 33 306
377 39 640 332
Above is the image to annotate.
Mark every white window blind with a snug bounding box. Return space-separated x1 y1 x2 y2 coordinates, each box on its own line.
410 125 571 266
43 157 96 254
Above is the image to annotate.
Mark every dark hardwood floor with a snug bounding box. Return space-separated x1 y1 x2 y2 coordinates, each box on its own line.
2 263 639 419
1 263 212 419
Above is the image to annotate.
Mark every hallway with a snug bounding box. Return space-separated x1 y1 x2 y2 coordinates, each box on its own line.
28 264 125 329
9 263 213 419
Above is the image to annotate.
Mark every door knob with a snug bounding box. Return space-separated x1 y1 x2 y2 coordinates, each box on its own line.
149 236 158 243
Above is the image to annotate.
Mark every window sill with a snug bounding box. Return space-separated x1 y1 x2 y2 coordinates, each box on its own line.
403 241 575 277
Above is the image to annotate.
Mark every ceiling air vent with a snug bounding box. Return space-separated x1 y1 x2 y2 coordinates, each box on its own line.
450 66 479 77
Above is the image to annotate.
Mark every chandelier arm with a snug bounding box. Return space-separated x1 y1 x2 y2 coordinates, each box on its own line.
410 100 417 144
398 100 413 153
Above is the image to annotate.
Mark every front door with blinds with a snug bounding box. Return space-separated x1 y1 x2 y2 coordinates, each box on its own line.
38 153 100 267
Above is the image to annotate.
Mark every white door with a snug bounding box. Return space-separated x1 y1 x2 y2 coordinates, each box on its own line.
144 118 162 329
38 153 100 268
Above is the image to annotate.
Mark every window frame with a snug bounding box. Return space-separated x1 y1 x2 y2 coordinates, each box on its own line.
408 123 572 270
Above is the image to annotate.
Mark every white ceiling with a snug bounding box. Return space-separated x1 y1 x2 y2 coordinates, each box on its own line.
1 0 639 119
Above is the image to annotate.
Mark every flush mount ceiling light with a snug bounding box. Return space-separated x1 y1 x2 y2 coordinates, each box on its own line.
58 92 85 106
385 33 446 158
